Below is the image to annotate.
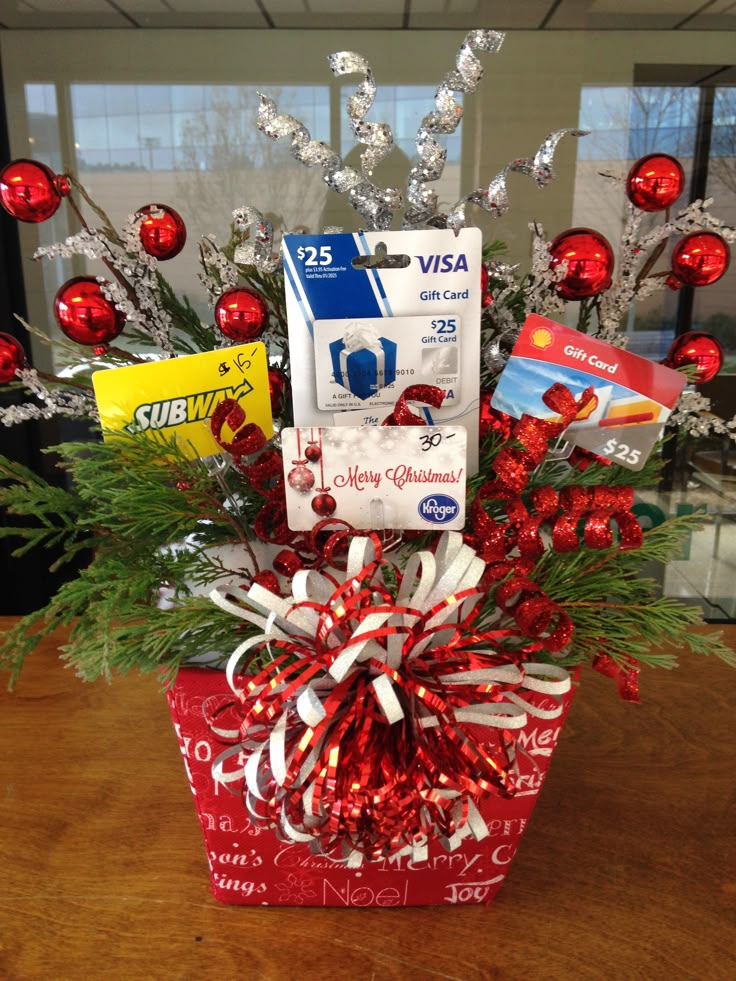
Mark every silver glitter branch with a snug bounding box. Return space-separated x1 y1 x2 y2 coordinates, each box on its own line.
598 198 736 337
257 93 400 231
403 29 505 228
445 129 588 232
329 51 393 178
0 367 99 428
232 206 282 272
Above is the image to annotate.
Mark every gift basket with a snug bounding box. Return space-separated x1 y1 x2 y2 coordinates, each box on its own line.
1 29 734 907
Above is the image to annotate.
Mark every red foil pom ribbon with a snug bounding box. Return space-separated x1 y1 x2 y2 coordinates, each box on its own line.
381 384 446 426
209 532 571 862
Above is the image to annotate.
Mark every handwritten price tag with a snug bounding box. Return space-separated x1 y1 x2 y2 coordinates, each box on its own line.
281 425 466 530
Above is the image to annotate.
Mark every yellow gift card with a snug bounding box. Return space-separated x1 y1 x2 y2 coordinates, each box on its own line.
93 343 273 459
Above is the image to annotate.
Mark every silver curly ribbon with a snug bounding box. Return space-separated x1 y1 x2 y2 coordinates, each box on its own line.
257 91 400 231
403 29 505 229
328 51 393 178
445 128 588 232
232 206 282 272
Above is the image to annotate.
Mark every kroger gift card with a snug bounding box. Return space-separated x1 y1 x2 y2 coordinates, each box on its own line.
93 344 273 459
281 425 466 531
491 315 686 471
313 315 460 410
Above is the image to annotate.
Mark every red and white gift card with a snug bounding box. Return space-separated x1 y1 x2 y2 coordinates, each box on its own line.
491 315 686 470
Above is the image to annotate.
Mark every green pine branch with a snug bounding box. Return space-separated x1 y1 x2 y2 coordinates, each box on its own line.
0 456 92 568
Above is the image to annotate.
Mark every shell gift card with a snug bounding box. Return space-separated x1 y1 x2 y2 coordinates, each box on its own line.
93 343 273 459
281 425 466 530
491 315 686 471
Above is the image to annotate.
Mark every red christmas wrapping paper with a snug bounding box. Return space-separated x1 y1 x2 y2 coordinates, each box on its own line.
167 666 577 907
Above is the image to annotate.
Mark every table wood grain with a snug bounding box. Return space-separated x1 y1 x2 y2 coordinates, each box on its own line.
1 616 734 981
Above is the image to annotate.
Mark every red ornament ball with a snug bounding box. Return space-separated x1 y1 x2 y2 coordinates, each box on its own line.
268 367 290 415
626 154 685 212
287 464 315 494
0 158 70 223
312 492 336 518
136 203 186 260
53 276 126 346
0 332 26 384
671 232 730 288
665 331 724 384
214 287 269 342
304 443 322 463
549 228 615 300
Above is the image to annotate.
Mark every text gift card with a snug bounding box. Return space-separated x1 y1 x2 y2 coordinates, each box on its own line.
281 425 467 531
491 315 686 470
93 343 273 459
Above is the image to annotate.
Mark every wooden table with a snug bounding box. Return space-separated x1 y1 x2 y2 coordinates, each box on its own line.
1 617 735 981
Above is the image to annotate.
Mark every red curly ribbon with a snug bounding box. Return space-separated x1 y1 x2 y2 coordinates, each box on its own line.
210 398 267 457
593 653 641 703
381 384 446 426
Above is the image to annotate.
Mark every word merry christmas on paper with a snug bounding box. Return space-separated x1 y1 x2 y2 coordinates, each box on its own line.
281 425 467 530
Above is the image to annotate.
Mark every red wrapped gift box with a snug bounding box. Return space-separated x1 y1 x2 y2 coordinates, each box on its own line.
167 665 577 907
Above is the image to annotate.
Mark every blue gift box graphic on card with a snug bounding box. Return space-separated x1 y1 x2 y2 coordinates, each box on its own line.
329 322 397 400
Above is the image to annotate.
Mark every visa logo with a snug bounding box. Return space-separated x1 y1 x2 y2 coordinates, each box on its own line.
415 254 469 274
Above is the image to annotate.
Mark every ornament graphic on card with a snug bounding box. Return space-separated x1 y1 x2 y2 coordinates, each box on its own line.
93 343 273 459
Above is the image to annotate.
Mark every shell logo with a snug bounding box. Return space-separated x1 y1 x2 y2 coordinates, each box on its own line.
530 326 553 350
573 394 598 420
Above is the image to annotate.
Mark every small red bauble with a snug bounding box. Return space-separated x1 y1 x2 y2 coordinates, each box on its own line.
480 265 493 308
665 331 724 384
671 232 730 288
0 158 70 223
304 443 322 463
626 154 685 212
549 228 615 300
252 570 281 595
136 203 186 260
214 287 269 342
287 464 315 494
0 331 26 383
268 367 289 415
312 492 336 518
273 549 303 578
53 276 126 346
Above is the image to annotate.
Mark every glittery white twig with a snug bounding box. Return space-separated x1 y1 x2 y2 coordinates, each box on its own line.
0 367 99 428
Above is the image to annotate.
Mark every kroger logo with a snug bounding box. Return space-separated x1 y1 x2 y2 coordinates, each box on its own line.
418 494 460 524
